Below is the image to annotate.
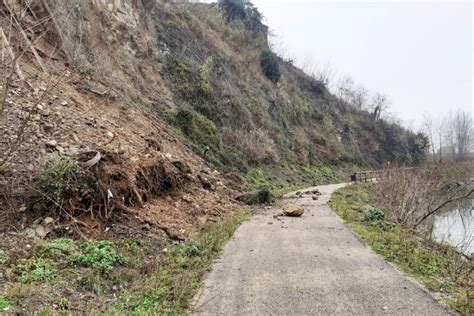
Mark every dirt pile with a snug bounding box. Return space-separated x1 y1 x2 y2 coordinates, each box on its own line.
0 40 242 242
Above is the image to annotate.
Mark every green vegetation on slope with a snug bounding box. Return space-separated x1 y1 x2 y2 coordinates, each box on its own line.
150 1 428 177
0 212 249 314
330 184 473 315
114 211 249 314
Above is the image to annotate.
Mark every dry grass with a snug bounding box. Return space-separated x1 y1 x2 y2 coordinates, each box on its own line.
374 164 473 229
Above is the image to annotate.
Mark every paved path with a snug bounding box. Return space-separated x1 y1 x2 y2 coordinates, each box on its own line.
192 184 452 315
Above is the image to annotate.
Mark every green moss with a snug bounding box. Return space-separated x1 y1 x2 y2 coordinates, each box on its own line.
330 184 473 315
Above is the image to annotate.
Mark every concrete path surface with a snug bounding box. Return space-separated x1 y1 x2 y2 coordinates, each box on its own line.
191 184 452 315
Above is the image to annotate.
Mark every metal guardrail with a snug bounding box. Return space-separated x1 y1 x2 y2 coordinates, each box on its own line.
350 170 383 182
350 167 420 182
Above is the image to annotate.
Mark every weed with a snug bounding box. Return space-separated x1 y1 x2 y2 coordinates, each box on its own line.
0 297 11 311
69 241 125 275
38 158 87 204
0 249 7 265
14 258 57 282
57 298 69 310
40 238 76 257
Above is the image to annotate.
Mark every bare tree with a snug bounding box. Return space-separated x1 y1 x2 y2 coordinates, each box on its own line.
437 116 444 163
453 110 473 159
370 93 390 120
351 85 369 110
422 113 444 162
443 111 457 161
335 74 354 102
315 62 336 87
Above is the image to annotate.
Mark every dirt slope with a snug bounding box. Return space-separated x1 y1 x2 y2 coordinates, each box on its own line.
0 0 426 240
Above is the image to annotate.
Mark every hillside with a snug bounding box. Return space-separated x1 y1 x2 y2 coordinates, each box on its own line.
46 0 427 178
0 0 428 255
0 0 430 313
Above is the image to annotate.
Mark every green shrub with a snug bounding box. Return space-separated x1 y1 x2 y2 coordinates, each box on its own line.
39 158 87 203
218 0 265 33
174 106 222 151
363 207 385 222
236 188 272 205
219 0 246 22
260 49 281 83
69 241 125 275
14 258 57 282
40 238 76 257
200 57 214 95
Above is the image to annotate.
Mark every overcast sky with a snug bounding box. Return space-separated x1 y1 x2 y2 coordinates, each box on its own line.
251 0 473 130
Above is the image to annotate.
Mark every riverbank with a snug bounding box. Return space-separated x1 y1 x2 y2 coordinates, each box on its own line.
330 184 472 315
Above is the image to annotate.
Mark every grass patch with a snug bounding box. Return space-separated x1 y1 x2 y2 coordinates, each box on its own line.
1 213 248 314
330 184 473 315
69 241 126 275
0 250 7 265
13 258 57 283
114 211 250 314
0 297 11 311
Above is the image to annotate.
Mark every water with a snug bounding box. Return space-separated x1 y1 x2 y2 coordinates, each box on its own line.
431 199 473 256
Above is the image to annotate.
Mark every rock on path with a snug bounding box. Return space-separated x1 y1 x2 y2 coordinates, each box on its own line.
191 184 452 315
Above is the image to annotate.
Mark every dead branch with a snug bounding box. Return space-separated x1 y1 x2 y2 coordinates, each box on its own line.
414 183 474 228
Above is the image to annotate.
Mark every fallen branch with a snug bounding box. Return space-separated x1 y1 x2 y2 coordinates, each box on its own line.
414 182 474 228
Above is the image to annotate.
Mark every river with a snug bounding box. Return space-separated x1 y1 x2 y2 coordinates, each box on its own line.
431 198 473 256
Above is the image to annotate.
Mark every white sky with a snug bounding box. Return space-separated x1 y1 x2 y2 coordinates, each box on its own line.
251 0 473 130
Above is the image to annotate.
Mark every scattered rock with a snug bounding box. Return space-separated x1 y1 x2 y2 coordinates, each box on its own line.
145 137 161 151
83 80 108 96
24 228 36 238
43 217 55 225
198 174 213 191
45 139 58 147
282 205 305 217
312 196 318 200
34 225 52 239
172 159 191 174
